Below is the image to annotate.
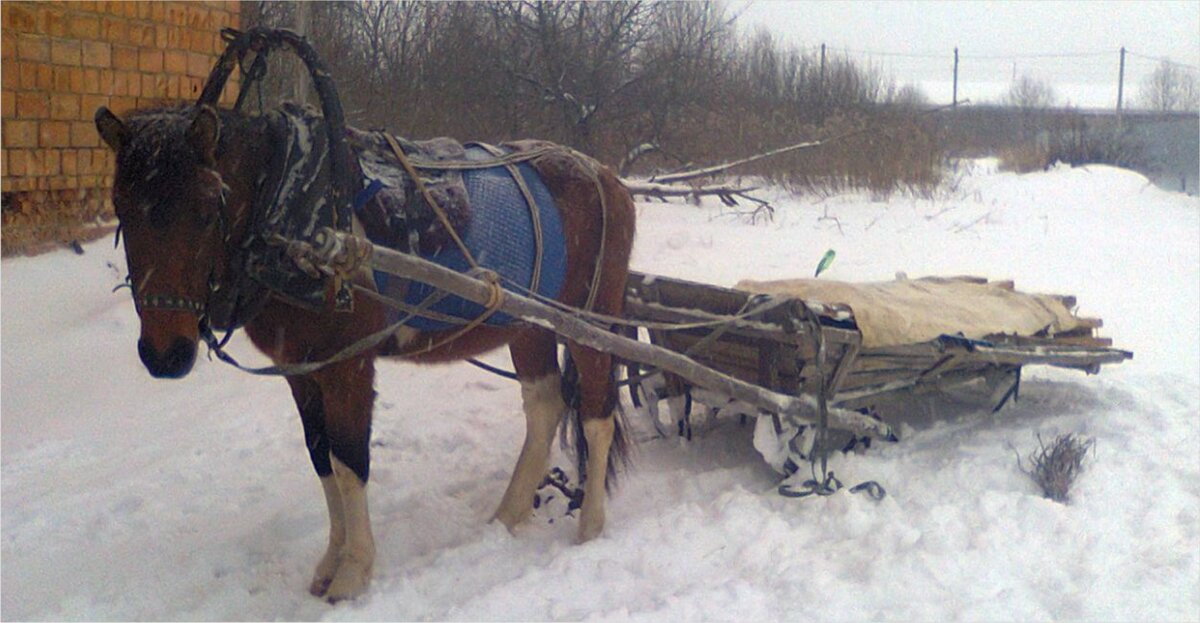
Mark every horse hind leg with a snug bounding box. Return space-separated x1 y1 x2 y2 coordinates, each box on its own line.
493 329 564 531
565 343 625 543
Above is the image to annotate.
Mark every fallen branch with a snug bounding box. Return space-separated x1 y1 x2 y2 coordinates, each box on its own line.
624 180 774 222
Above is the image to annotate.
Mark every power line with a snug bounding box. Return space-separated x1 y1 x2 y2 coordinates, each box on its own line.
1126 51 1200 72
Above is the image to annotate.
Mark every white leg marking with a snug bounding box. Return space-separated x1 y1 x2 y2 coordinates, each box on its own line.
578 415 614 543
309 475 347 597
493 374 565 531
322 456 376 603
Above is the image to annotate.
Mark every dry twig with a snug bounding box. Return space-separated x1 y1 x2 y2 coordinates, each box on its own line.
1016 433 1095 503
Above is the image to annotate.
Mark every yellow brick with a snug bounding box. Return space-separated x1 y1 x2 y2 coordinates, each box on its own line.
16 92 50 118
38 149 61 176
138 49 163 73
97 69 115 95
43 8 68 37
81 95 109 118
1 55 17 89
50 94 81 121
17 36 51 62
102 16 128 42
37 64 53 90
71 121 100 147
1 90 15 118
69 15 101 40
8 149 34 176
52 66 72 92
81 41 111 68
125 71 141 96
82 69 101 94
50 39 82 66
6 5 37 32
39 121 71 148
186 51 209 78
112 45 138 71
62 149 79 176
140 73 156 97
163 49 187 74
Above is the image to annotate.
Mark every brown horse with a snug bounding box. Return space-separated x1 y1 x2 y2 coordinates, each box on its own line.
93 100 635 601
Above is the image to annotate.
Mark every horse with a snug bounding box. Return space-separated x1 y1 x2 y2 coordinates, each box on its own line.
93 95 635 600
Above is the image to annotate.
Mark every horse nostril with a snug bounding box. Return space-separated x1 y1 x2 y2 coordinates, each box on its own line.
138 337 197 379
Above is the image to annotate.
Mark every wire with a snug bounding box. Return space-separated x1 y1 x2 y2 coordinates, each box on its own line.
1126 51 1200 72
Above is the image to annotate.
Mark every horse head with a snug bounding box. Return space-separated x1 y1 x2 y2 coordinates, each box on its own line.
96 104 251 378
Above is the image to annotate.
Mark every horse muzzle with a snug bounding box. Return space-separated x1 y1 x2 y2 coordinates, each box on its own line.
137 336 197 379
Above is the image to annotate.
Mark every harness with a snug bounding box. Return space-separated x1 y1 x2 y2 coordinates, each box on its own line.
152 27 610 375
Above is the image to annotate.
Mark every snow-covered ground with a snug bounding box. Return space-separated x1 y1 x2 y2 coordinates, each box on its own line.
2 160 1197 621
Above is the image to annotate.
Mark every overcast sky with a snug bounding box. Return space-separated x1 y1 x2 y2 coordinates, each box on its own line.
731 1 1200 108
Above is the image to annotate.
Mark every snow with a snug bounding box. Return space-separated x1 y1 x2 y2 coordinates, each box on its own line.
3 160 1198 621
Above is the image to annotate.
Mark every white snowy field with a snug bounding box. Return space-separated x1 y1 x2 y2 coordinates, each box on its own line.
2 160 1198 621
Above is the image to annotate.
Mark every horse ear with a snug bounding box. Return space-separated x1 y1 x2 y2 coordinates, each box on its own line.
188 105 221 164
95 107 129 152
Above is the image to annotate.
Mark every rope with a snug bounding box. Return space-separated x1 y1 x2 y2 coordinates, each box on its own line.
381 131 480 268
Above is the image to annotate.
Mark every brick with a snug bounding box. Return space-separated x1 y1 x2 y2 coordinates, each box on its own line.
82 69 101 94
38 149 62 176
81 95 110 118
134 23 155 48
81 41 111 68
155 24 169 49
188 28 210 53
2 31 16 59
16 92 50 118
163 49 187 74
138 49 162 72
102 16 128 42
1 55 17 89
72 121 100 147
43 8 68 37
141 73 156 97
18 63 39 89
97 69 116 95
39 121 71 147
8 149 34 176
186 51 210 78
6 5 37 32
51 39 81 66
3 120 38 147
17 36 50 62
52 66 72 92
69 15 101 40
51 94 81 121
108 96 137 114
37 64 53 90
112 45 138 71
2 90 15 118
125 72 141 96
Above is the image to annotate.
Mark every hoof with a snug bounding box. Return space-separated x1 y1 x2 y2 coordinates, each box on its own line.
322 558 372 604
490 507 531 534
576 517 604 544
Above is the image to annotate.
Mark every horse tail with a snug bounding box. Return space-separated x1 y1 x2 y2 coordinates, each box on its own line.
560 348 631 491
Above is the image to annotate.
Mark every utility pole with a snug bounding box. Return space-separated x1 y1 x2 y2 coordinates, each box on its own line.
1116 46 1126 119
292 2 311 105
952 47 959 106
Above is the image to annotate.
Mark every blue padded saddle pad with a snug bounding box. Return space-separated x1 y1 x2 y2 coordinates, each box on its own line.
374 145 568 331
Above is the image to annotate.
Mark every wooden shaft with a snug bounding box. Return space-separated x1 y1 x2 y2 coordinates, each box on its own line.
365 242 891 439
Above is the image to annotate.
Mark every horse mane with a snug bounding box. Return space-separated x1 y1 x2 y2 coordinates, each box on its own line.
115 105 263 224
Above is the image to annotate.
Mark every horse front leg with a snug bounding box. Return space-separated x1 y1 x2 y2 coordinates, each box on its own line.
295 356 377 602
493 331 564 531
285 375 346 597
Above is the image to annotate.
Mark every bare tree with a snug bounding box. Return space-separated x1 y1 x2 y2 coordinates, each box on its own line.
1139 59 1200 112
1004 73 1058 110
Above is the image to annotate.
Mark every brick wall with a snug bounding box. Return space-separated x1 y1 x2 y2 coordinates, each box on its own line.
1 1 240 255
